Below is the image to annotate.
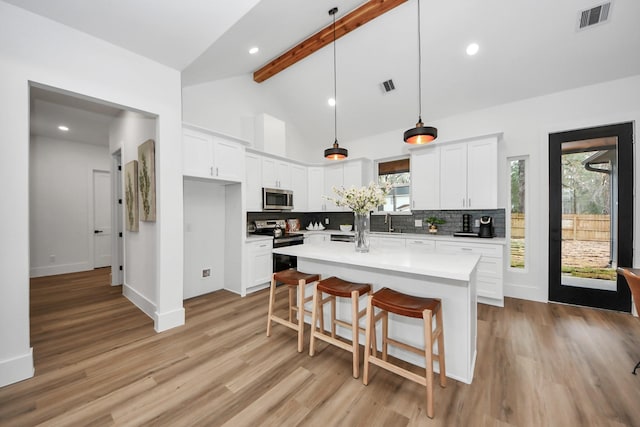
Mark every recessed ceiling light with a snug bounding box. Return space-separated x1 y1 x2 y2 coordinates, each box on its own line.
466 43 479 56
249 47 259 55
328 98 336 107
58 125 69 131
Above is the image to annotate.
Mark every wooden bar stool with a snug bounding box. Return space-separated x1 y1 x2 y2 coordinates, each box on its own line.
363 287 446 419
266 268 320 352
309 277 372 378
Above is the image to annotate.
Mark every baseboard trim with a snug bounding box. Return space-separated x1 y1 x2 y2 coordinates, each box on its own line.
0 348 34 387
123 283 156 321
154 308 185 332
30 262 92 278
504 282 547 303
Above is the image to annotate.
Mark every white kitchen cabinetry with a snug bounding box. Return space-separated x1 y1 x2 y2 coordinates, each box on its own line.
435 240 503 306
290 164 308 212
245 239 273 295
405 238 436 252
323 159 373 211
245 152 262 211
262 157 291 189
369 234 406 249
323 164 343 211
308 167 325 211
304 233 327 245
183 128 244 182
411 146 440 210
439 137 497 209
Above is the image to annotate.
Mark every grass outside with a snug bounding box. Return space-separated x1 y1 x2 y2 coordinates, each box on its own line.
510 238 616 280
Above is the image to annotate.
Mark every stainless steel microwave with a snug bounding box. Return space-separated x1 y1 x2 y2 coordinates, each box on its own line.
262 187 293 210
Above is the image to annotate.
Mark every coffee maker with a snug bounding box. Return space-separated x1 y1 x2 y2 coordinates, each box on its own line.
478 216 494 238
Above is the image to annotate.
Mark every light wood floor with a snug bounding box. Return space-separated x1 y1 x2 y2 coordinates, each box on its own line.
1 269 639 426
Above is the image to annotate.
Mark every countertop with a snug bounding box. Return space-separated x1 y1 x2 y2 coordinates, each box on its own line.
273 241 480 282
299 229 506 245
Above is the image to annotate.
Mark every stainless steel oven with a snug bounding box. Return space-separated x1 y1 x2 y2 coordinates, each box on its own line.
252 219 304 272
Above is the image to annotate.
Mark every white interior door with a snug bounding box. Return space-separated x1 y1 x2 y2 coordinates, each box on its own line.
93 170 111 268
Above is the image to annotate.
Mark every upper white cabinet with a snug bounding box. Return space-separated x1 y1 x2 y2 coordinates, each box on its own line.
411 146 440 210
245 152 262 211
290 164 308 212
183 127 244 182
322 159 373 211
439 136 498 210
262 157 291 189
308 167 325 211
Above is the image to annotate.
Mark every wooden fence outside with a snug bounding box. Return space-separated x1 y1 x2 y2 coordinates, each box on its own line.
511 213 611 241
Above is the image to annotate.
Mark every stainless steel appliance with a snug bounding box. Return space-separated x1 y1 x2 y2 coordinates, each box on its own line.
252 219 304 271
478 216 495 238
262 188 293 210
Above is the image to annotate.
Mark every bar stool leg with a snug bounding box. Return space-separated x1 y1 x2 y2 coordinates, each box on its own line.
288 286 295 323
330 296 337 338
363 295 373 385
423 308 434 419
351 289 360 378
382 311 389 361
266 274 276 337
297 279 305 353
309 283 320 357
436 305 447 388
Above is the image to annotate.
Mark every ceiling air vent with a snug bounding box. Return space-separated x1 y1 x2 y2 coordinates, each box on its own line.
381 79 395 93
578 2 611 30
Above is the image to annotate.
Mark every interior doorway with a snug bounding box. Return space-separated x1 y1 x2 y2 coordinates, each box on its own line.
549 122 633 311
92 170 112 268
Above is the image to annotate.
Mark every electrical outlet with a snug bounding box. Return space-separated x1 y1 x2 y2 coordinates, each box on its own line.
325 217 329 224
415 219 423 227
49 254 55 263
202 268 211 278
474 219 480 227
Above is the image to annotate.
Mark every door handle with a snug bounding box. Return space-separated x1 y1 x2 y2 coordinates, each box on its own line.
94 230 103 234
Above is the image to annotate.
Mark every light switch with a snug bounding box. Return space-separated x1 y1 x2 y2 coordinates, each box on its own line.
415 219 423 227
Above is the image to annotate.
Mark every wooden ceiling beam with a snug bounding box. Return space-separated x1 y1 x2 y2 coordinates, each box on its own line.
253 0 407 83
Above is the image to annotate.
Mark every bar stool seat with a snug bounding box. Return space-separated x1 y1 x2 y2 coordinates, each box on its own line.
266 268 320 352
309 277 372 378
363 287 446 419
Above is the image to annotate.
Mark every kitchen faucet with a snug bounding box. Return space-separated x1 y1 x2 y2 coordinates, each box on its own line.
385 213 394 232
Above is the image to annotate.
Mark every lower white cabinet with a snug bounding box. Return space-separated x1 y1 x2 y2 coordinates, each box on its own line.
304 233 327 245
245 239 273 295
435 240 503 306
369 235 406 249
405 238 436 252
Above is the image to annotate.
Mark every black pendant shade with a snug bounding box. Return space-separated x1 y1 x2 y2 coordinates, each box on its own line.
324 140 348 160
403 117 437 144
404 0 437 145
324 7 348 160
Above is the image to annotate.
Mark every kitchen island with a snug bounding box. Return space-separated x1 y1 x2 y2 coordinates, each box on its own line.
273 241 480 384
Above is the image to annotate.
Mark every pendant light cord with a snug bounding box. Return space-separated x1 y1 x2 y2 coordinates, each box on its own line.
332 9 338 143
417 0 422 122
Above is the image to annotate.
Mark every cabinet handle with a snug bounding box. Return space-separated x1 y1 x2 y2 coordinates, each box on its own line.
468 198 471 207
259 244 267 248
210 166 214 176
216 167 219 176
461 247 472 251
412 240 423 244
462 198 465 207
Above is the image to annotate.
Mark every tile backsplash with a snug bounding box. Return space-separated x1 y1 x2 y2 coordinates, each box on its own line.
247 209 505 237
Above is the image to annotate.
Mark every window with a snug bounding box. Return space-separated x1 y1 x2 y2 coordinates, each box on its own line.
377 158 411 212
509 157 527 269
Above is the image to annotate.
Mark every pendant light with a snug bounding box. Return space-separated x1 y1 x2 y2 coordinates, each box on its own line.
403 0 437 144
324 7 348 160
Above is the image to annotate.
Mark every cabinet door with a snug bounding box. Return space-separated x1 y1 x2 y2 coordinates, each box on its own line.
369 236 405 249
411 147 440 210
250 243 273 287
290 164 308 211
261 157 278 188
183 129 214 178
406 238 436 252
439 143 467 209
213 137 244 182
245 153 262 211
324 164 344 211
276 161 291 189
308 167 325 211
467 138 498 209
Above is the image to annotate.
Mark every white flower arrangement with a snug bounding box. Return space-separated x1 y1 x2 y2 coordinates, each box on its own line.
324 182 391 214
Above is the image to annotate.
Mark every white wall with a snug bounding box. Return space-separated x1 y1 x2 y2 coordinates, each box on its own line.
109 111 159 317
183 179 226 299
0 2 184 387
182 75 312 162
30 136 110 277
344 75 640 303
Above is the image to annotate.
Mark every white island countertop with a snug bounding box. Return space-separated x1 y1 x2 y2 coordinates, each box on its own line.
273 241 480 282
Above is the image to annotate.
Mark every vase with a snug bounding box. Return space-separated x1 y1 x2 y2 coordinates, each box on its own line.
354 212 370 253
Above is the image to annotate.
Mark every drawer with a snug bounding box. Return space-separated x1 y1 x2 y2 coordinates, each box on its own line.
477 257 502 278
436 241 502 257
406 239 436 251
477 276 503 299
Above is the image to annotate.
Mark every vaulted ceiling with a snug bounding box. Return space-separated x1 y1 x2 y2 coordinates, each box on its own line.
10 0 640 147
